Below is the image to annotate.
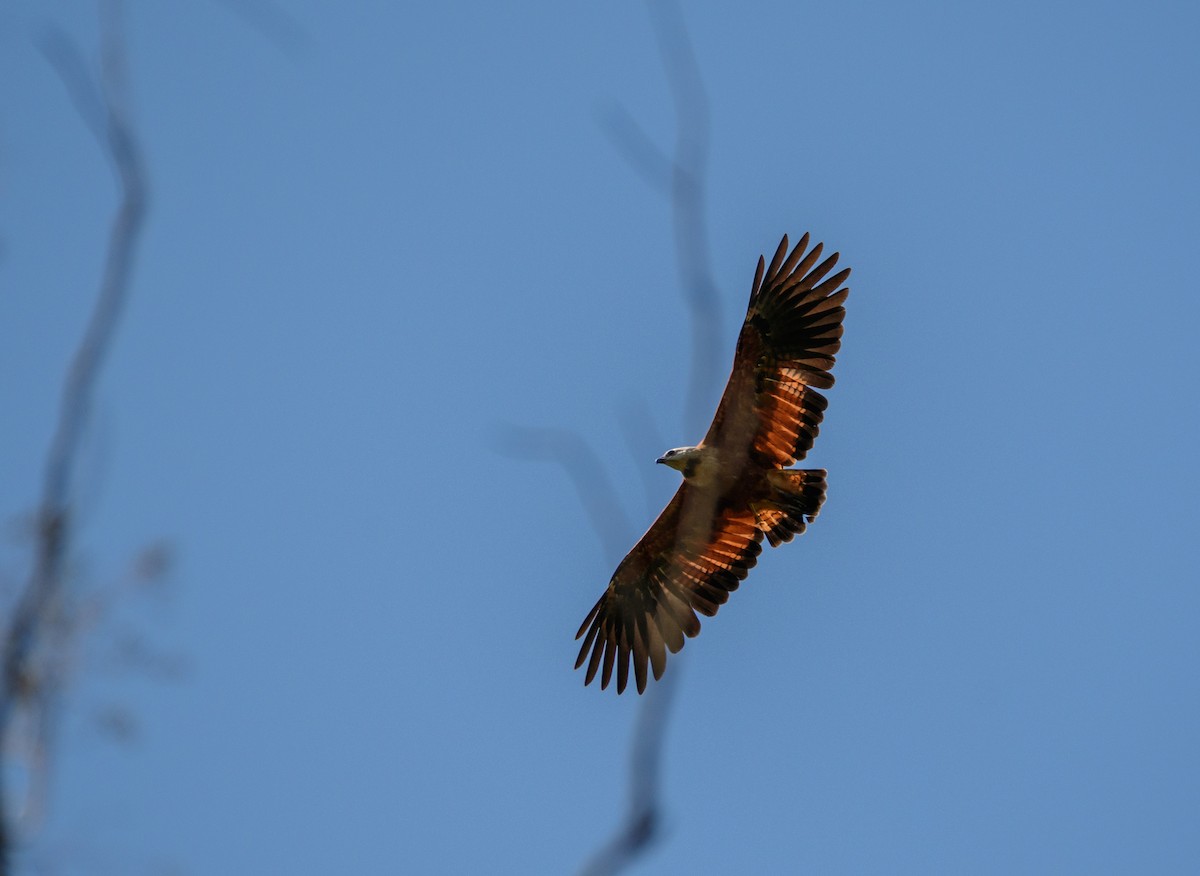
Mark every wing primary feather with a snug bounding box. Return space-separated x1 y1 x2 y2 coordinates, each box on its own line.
807 267 852 301
799 287 850 315
600 627 617 690
652 603 686 653
748 255 766 306
632 620 650 694
616 624 632 694
777 232 812 280
765 235 789 284
575 594 604 640
645 616 669 679
805 252 841 287
777 242 823 294
575 618 601 669
775 244 827 300
584 625 605 684
799 311 847 335
689 590 722 617
659 586 701 639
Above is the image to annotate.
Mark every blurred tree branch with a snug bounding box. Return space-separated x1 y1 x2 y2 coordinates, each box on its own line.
580 2 720 873
494 2 719 873
506 1 720 873
578 666 679 876
0 2 148 871
601 0 720 441
494 426 632 563
580 3 720 868
210 0 309 58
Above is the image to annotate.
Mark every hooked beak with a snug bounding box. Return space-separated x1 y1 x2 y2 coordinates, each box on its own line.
655 456 668 465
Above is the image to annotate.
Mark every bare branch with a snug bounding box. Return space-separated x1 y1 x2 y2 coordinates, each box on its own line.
0 3 148 868
596 102 673 199
209 0 310 59
493 425 631 563
600 0 721 438
34 2 147 517
652 0 722 437
577 668 680 876
617 399 668 522
500 4 719 873
578 2 722 873
35 29 107 145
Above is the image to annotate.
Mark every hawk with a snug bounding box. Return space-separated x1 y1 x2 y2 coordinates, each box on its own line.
575 233 849 693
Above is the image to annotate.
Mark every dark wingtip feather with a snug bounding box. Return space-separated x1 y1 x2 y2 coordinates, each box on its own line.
765 235 789 285
575 620 600 670
575 594 604 640
777 233 811 280
583 629 604 684
616 631 631 694
600 629 616 690
809 266 851 300
632 623 649 694
749 255 766 306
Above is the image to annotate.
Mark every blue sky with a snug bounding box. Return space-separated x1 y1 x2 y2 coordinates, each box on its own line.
2 1 1198 873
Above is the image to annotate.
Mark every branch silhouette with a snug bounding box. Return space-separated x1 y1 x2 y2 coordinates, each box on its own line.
0 4 148 870
579 2 720 873
493 425 632 564
602 0 721 441
496 2 720 873
577 667 680 876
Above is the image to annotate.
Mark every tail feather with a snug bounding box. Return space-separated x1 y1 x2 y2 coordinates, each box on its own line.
755 469 827 547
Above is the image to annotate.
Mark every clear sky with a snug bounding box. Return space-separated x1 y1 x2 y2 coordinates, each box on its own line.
2 1 1198 873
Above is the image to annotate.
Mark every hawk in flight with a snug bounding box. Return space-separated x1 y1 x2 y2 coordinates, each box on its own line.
575 233 849 693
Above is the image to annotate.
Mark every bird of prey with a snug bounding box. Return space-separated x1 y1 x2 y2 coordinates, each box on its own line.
574 233 849 694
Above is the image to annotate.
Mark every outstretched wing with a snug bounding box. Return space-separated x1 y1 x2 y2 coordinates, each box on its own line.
574 234 849 694
574 483 764 694
703 233 850 467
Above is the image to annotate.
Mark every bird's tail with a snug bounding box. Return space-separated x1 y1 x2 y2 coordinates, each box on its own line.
755 469 827 547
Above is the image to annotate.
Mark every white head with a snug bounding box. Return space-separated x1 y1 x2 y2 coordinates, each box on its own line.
656 445 703 473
